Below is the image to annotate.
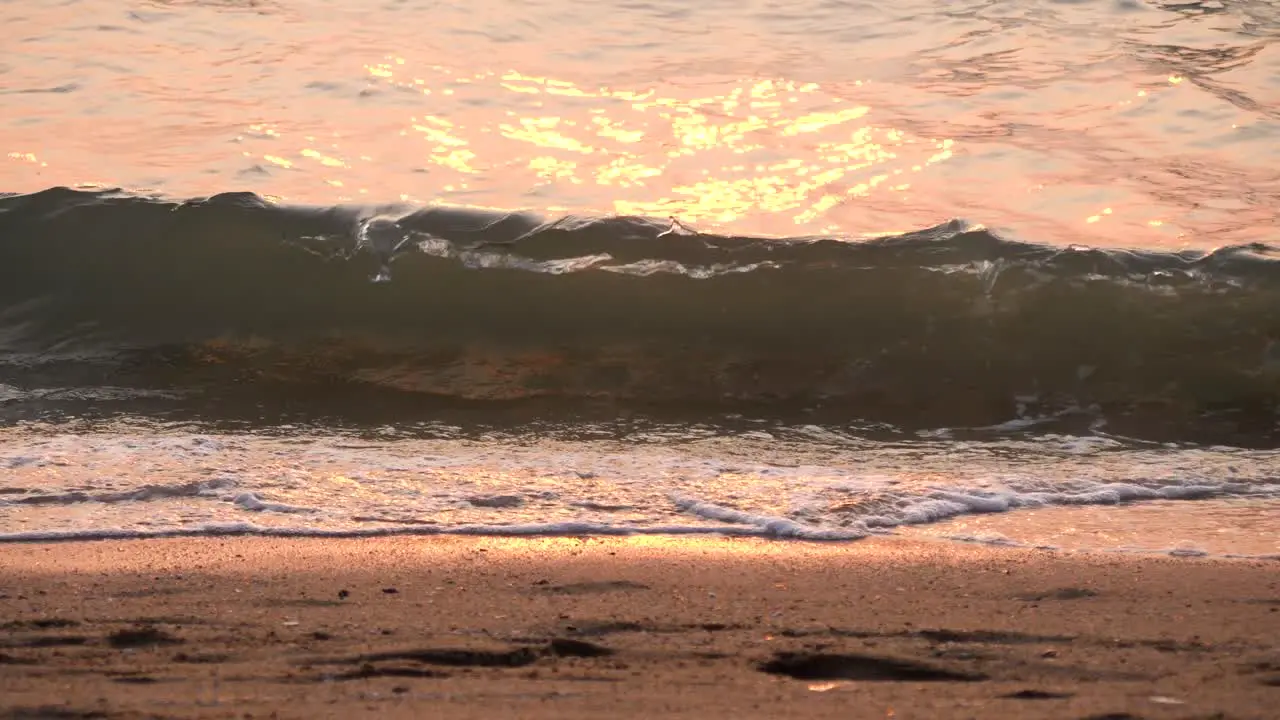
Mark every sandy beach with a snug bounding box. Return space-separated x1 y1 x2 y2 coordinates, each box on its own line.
0 537 1276 719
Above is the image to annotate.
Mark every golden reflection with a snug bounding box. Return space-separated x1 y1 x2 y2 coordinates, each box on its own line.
246 123 280 138
223 58 964 232
6 152 46 167
595 157 661 187
407 115 476 173
591 116 644 144
783 106 869 136
500 117 595 154
300 148 347 168
529 156 578 182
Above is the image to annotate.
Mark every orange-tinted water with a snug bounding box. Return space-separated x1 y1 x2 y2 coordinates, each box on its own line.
3 0 1278 246
2 1 1278 553
902 499 1280 556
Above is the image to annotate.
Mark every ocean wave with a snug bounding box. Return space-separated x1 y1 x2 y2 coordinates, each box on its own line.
1 187 1277 441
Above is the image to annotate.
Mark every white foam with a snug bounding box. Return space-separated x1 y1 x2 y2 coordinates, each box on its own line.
231 492 317 515
669 495 869 540
0 428 1276 556
1 478 236 506
0 520 797 543
827 479 1280 532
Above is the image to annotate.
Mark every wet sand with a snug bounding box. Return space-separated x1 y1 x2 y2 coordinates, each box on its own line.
1 537 1277 719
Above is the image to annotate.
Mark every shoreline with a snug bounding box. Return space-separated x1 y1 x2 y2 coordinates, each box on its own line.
1 525 1277 564
2 536 1277 719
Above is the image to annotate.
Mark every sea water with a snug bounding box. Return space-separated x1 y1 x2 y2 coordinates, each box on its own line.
1 0 1277 556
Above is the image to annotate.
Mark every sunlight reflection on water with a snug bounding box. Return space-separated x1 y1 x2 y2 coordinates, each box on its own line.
1 0 1276 247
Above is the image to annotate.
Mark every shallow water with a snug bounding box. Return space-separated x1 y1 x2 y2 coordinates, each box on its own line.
902 498 1280 556
1 0 1278 553
0 422 1276 557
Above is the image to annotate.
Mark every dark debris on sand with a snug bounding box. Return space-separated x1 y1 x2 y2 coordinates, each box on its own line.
106 626 182 649
759 651 986 682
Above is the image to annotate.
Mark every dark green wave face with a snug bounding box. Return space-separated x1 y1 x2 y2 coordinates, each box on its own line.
1 187 1277 444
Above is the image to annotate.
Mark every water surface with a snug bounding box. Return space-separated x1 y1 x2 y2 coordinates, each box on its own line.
1 0 1277 554
4 0 1278 245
